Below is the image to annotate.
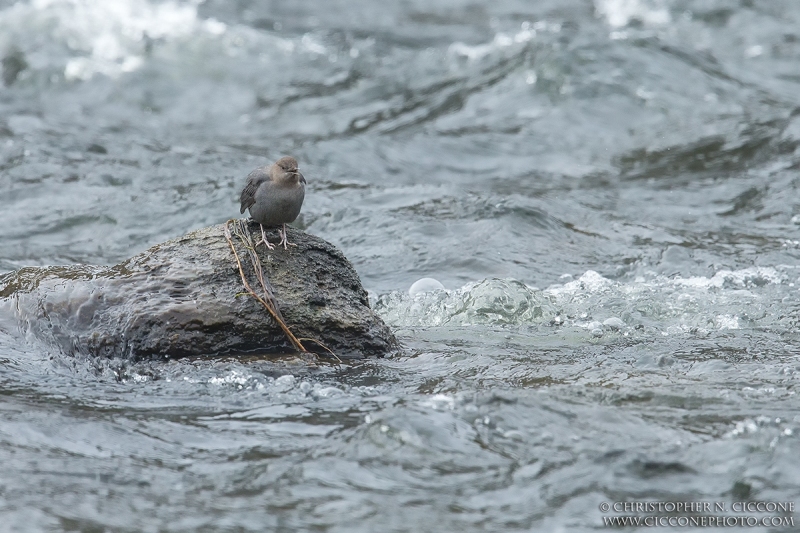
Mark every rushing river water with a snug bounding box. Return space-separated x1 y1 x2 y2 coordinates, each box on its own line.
2 0 800 531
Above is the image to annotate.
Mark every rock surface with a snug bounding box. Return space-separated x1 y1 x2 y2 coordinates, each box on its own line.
0 222 397 360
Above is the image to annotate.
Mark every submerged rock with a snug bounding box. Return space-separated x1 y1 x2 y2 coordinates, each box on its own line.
0 222 397 360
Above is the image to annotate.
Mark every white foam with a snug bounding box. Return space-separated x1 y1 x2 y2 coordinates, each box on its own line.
376 266 788 335
595 0 670 29
548 270 613 296
208 370 251 386
0 0 227 80
420 394 455 411
715 314 740 330
449 24 556 61
300 33 327 55
672 267 783 290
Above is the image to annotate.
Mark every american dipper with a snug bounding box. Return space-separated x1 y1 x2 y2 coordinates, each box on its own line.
239 156 306 250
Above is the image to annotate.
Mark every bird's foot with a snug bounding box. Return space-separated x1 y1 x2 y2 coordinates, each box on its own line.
279 224 297 250
256 224 276 250
256 238 276 250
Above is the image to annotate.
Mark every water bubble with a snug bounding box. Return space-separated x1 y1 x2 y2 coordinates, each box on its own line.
409 277 445 296
274 374 295 391
603 317 625 330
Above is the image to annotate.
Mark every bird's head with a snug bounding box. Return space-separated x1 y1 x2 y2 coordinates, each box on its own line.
272 156 301 183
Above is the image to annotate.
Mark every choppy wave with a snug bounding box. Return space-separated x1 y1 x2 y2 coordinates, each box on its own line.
3 0 800 530
376 267 796 337
595 0 671 29
0 0 225 81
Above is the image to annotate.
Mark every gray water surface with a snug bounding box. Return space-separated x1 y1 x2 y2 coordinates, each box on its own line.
1 0 800 531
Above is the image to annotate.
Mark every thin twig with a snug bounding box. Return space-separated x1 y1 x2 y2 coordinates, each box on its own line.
297 337 342 363
224 220 306 352
230 220 284 322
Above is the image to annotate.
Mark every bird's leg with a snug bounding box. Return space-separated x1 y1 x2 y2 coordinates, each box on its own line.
278 223 297 249
255 224 275 250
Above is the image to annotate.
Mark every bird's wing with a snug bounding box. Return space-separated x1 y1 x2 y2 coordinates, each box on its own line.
239 166 270 214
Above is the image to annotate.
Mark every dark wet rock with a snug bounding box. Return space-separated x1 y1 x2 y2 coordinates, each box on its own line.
0 222 397 360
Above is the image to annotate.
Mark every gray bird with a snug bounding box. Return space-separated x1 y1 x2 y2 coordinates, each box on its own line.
239 156 306 250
